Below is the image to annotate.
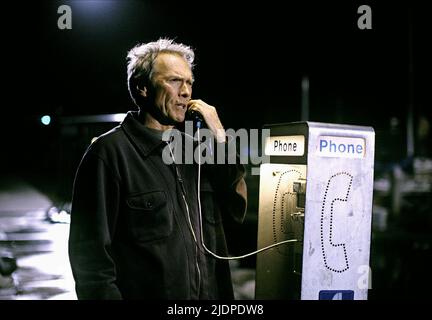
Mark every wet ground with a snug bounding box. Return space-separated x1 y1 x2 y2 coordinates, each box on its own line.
0 176 254 300
0 177 76 300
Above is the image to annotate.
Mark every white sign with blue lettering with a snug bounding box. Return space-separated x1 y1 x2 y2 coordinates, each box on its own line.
317 136 365 159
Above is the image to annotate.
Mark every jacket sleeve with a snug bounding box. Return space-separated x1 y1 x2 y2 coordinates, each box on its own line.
205 139 247 224
68 151 122 299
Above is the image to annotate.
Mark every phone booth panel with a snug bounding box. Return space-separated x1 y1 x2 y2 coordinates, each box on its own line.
255 122 375 300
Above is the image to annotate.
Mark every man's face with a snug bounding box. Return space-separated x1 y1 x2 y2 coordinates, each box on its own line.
146 52 193 124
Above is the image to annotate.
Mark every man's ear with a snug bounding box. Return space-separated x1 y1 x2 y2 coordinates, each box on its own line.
137 85 147 97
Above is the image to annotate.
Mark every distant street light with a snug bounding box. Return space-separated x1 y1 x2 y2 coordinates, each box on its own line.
41 115 51 126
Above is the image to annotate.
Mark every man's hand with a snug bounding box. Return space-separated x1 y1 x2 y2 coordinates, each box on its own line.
187 99 226 143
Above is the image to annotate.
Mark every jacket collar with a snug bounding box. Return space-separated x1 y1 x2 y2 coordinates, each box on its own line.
121 110 167 157
121 110 197 159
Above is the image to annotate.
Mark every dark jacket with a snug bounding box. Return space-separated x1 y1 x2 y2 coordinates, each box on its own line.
68 111 247 299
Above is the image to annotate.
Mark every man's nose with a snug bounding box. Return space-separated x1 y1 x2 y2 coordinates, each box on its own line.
180 82 191 98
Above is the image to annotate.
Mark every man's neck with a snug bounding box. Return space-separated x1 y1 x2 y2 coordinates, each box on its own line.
138 110 174 132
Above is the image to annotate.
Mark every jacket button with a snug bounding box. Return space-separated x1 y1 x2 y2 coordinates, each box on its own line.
146 201 153 208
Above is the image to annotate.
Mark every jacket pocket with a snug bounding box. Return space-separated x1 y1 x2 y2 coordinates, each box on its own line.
200 181 221 225
126 190 173 243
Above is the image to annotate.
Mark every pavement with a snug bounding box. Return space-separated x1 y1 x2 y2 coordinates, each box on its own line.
0 175 255 300
0 176 76 300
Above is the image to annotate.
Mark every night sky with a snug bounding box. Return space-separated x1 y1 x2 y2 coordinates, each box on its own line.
1 0 431 174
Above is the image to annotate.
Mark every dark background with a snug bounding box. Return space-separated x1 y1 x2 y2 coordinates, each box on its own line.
2 0 431 173
1 0 431 300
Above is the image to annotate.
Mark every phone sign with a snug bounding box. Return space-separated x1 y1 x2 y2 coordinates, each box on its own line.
317 136 365 159
265 135 305 156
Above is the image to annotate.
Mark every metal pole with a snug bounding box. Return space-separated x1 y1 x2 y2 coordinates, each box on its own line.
407 7 415 158
301 75 310 121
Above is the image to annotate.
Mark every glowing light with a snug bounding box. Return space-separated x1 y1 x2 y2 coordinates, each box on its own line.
41 115 51 126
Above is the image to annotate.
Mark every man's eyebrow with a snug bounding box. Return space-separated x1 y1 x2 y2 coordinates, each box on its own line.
166 74 194 83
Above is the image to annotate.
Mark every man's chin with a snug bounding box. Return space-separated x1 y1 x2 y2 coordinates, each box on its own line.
171 114 185 124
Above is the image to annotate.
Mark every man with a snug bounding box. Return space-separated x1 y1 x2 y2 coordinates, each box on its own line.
68 38 247 299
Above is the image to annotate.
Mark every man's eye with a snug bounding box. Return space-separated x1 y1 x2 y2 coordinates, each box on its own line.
168 79 192 88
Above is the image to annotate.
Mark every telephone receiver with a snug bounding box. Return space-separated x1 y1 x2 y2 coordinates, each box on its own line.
186 109 204 129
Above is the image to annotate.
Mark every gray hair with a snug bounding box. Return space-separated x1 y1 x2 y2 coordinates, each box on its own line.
126 38 195 107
